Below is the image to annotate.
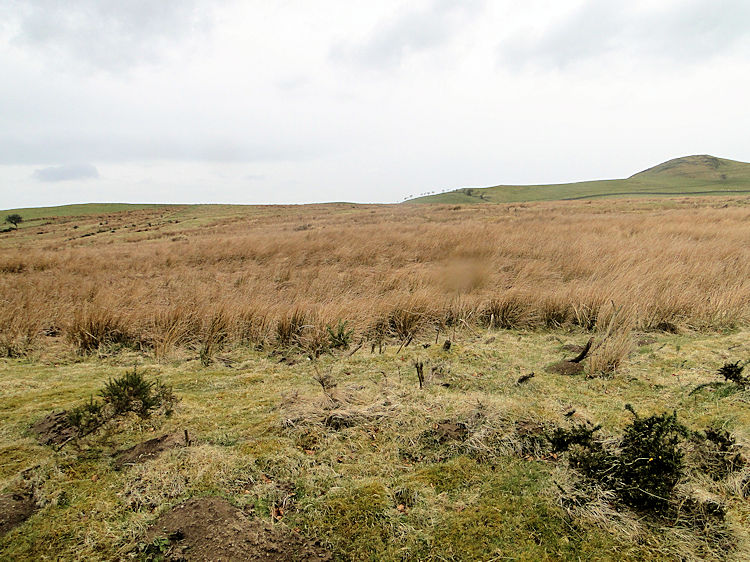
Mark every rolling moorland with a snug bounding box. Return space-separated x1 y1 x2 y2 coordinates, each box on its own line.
0 158 749 560
408 155 750 204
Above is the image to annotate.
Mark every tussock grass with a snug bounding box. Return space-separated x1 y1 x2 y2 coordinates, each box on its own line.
588 304 636 377
0 198 749 357
0 302 41 358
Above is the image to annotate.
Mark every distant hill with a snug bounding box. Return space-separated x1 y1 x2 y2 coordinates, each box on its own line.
407 155 750 204
0 203 173 222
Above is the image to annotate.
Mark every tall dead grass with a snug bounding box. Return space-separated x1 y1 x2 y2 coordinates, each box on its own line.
1 197 749 355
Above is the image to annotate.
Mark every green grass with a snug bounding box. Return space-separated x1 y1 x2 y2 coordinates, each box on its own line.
409 155 750 204
1 327 748 559
0 203 176 223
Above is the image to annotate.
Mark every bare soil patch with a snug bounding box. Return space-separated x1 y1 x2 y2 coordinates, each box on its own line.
0 492 36 537
546 361 585 376
431 421 469 443
144 497 331 561
114 431 190 469
31 411 75 446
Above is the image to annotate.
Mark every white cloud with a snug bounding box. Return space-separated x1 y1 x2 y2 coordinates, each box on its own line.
0 0 749 208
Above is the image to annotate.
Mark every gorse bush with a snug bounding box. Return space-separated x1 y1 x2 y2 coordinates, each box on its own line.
616 408 688 510
549 422 601 452
67 367 177 440
551 407 689 513
717 361 747 387
101 369 165 418
327 320 353 350
67 396 103 437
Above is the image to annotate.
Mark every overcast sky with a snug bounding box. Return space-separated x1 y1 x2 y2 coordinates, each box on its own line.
1 0 749 208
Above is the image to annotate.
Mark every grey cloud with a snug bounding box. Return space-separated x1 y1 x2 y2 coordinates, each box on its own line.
332 0 485 69
0 133 325 166
33 163 99 182
4 0 217 71
500 0 750 70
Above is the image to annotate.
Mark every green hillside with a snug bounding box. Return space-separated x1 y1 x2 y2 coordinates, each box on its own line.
408 155 750 204
0 203 173 222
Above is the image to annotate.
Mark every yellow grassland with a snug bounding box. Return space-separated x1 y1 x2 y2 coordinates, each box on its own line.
1 197 748 358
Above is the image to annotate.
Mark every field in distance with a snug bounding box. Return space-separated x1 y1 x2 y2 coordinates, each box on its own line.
408 155 750 204
0 195 749 560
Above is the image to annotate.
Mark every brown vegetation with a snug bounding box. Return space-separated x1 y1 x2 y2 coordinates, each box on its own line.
1 197 749 357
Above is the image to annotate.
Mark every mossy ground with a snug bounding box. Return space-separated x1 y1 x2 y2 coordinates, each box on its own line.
1 328 748 560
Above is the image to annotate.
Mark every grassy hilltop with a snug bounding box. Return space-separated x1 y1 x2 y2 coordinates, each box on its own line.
408 155 750 204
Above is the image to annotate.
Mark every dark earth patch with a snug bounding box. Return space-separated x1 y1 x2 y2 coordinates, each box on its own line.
114 431 190 469
0 493 37 537
430 421 469 444
143 496 331 561
546 361 585 376
31 411 75 446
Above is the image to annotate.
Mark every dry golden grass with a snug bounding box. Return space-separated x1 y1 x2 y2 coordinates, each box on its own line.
1 197 748 357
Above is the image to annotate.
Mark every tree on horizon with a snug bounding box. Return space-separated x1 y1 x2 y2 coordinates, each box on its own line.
5 213 23 229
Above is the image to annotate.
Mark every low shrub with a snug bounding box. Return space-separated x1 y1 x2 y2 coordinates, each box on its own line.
717 361 748 388
617 408 688 510
326 320 353 350
551 406 689 513
66 367 177 441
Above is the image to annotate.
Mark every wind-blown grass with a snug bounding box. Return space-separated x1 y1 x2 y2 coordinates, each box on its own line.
0 197 748 357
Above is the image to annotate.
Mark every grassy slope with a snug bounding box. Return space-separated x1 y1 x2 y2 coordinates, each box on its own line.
0 203 176 222
409 155 750 204
1 329 748 560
